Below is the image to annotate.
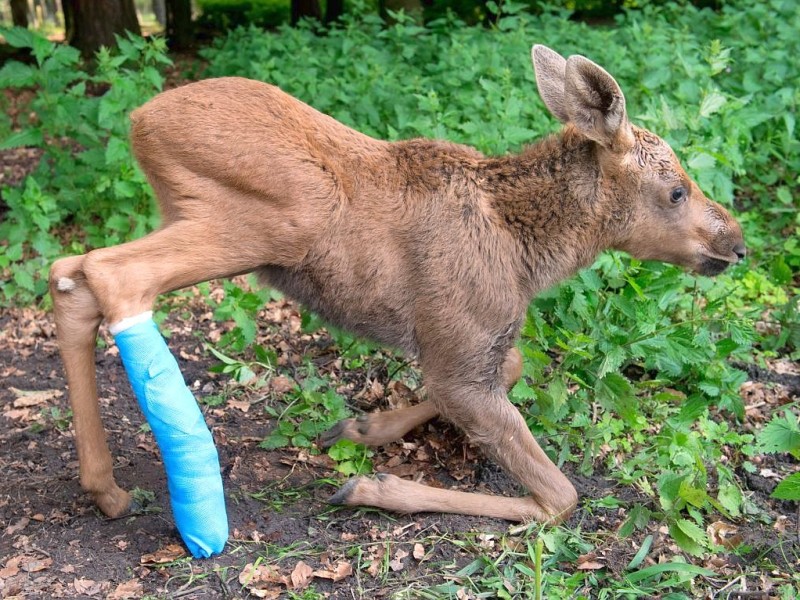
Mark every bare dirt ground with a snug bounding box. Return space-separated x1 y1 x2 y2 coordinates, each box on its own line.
1 293 799 599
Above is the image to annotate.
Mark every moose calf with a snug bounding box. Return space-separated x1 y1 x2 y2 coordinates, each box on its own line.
50 45 745 552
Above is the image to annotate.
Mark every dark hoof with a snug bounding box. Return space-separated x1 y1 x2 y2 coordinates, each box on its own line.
104 497 145 520
319 421 346 448
328 478 359 505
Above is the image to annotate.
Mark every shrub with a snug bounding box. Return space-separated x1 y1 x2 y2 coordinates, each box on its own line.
196 0 290 31
0 29 170 301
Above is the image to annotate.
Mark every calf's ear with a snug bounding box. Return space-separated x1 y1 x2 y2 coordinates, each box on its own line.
531 44 570 123
563 54 634 151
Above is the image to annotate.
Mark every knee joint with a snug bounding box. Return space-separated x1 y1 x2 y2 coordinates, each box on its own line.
49 256 83 295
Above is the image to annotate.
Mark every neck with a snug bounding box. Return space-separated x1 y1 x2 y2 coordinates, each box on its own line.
482 127 615 293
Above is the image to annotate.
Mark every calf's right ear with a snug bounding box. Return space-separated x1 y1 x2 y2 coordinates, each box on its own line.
532 44 570 123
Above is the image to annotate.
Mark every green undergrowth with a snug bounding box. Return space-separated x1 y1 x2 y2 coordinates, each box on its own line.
1 0 799 595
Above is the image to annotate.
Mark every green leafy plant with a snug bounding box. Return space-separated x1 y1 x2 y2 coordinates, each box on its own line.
196 0 290 31
327 439 374 476
756 410 800 501
207 344 276 387
0 28 170 302
260 370 349 450
210 278 281 351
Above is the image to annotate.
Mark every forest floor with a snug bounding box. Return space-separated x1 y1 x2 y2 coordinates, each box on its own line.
1 291 799 599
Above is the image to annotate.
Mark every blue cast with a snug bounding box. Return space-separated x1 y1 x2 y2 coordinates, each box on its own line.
114 318 228 558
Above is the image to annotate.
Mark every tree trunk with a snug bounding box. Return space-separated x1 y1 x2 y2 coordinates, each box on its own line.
152 0 166 26
291 0 321 25
63 0 72 40
62 0 141 57
44 0 61 25
325 0 344 23
165 0 192 49
10 0 29 28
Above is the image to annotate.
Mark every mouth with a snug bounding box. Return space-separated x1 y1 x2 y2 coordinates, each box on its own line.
696 255 733 276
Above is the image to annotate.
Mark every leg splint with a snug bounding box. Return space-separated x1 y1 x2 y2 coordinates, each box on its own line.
113 315 228 558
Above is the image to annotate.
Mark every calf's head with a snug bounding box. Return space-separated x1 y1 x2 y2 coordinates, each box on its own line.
532 45 745 276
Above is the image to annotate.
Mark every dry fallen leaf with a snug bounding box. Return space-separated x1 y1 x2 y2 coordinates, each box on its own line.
312 560 353 582
247 589 282 600
10 387 63 407
3 408 33 421
0 555 22 579
73 577 101 595
290 561 314 590
5 517 29 536
577 552 604 571
107 579 143 600
577 560 605 570
239 563 290 589
270 375 294 394
366 545 386 577
770 358 800 375
1 366 26 378
140 544 186 565
228 399 251 413
21 557 52 573
774 515 789 533
389 549 409 572
759 468 781 480
413 543 425 560
707 521 743 550
388 381 417 410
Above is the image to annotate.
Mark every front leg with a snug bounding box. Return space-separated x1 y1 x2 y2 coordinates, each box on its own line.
321 347 524 448
320 400 439 448
330 378 577 523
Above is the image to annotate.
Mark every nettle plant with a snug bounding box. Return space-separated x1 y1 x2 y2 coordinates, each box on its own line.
507 255 754 554
756 410 800 502
0 29 169 302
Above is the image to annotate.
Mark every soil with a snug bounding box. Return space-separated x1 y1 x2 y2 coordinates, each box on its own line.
1 295 799 600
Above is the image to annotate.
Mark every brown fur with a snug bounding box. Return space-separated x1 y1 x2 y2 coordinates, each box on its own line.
49 46 744 528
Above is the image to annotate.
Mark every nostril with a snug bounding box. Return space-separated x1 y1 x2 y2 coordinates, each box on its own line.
733 242 746 261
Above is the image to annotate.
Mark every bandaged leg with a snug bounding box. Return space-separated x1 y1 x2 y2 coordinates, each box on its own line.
112 312 228 558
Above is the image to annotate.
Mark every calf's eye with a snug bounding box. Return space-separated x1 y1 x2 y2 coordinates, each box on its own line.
670 186 687 204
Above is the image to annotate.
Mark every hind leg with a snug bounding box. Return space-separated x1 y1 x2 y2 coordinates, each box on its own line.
50 256 130 517
51 209 312 518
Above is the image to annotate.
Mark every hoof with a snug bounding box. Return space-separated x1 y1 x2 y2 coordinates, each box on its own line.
328 478 361 505
328 473 397 508
320 416 371 448
93 487 133 519
319 420 347 448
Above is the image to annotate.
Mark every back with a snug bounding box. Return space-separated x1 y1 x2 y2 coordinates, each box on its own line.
130 77 387 216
